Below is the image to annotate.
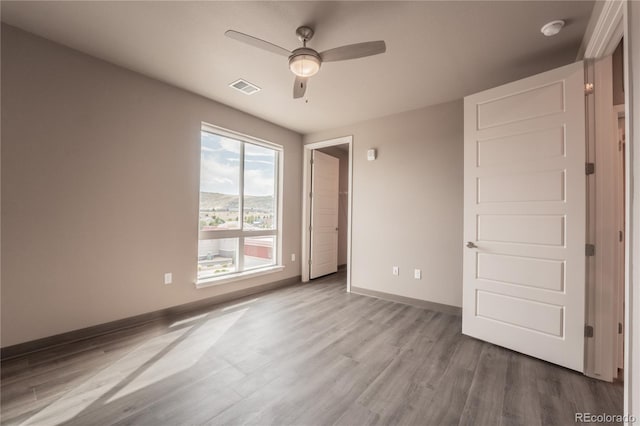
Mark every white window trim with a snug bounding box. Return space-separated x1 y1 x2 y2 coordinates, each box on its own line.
196 265 285 288
196 123 284 287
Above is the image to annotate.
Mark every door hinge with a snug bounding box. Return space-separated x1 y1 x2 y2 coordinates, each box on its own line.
585 83 594 95
309 225 312 232
618 322 623 334
309 192 313 198
619 230 624 242
585 244 595 256
585 325 594 338
585 163 595 175
310 159 314 165
308 259 312 266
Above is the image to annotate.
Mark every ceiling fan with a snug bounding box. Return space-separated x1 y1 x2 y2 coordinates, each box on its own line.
225 26 386 99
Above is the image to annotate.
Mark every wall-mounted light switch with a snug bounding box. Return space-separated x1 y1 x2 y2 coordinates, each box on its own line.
164 273 172 285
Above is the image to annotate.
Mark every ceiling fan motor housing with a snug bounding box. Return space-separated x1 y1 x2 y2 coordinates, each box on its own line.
296 26 315 43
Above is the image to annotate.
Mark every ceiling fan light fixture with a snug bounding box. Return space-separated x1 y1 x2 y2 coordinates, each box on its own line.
289 54 321 77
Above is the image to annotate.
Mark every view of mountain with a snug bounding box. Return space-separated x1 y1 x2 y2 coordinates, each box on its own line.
199 192 274 212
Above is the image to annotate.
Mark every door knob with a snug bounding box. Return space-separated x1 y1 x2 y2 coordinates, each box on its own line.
466 241 478 248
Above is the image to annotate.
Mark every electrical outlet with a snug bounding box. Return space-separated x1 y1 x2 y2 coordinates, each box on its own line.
164 273 172 285
414 269 422 280
291 253 296 262
392 266 399 276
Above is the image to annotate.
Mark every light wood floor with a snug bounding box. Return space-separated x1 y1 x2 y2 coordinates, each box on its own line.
1 272 623 425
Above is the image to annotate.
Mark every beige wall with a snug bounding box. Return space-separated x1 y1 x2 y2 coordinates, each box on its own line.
305 101 463 307
316 146 349 266
0 25 303 347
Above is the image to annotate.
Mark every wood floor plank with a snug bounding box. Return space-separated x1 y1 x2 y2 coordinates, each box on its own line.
0 271 624 426
354 311 463 425
456 341 510 426
332 401 382 426
413 335 485 426
500 352 544 426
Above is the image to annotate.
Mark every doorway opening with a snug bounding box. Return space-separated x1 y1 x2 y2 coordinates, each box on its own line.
612 39 626 381
301 136 353 291
584 38 626 384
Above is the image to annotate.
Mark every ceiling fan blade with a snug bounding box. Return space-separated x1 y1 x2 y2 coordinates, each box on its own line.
320 40 386 62
293 76 308 99
225 30 291 57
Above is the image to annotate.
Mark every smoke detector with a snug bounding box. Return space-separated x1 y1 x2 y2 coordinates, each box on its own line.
541 20 565 37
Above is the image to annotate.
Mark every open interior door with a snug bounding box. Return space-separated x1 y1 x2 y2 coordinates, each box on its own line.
310 150 339 279
463 61 586 371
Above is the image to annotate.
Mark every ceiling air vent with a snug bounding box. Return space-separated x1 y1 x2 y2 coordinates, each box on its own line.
229 79 261 95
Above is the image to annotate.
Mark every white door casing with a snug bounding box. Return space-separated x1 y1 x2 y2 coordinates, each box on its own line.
310 150 339 279
463 61 586 371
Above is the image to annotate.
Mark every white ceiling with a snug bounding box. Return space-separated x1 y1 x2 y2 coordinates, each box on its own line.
1 1 594 134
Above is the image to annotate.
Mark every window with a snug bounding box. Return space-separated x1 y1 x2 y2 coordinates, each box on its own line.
197 125 282 283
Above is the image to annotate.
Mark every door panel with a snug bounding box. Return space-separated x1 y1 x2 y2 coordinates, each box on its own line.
478 170 565 203
477 127 565 167
310 151 339 279
476 253 564 291
476 80 565 128
476 290 564 337
477 214 565 245
463 61 586 372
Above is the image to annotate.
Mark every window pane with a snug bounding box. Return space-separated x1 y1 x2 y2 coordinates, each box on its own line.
244 236 276 270
197 238 238 280
243 143 276 230
199 132 241 231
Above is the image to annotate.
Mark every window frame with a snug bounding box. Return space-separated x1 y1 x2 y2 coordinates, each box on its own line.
196 123 284 287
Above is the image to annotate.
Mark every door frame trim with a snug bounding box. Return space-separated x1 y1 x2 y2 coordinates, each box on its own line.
622 1 639 418
301 136 353 291
584 55 620 382
577 0 624 60
582 0 639 416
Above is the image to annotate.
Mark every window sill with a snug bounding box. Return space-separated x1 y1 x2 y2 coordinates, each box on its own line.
195 265 285 289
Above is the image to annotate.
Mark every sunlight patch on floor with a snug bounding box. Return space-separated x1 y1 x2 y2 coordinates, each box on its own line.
20 308 247 425
222 298 260 311
20 327 192 426
170 313 208 328
106 308 247 402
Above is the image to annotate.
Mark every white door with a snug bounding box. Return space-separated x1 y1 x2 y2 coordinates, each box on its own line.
310 150 339 279
463 61 586 371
